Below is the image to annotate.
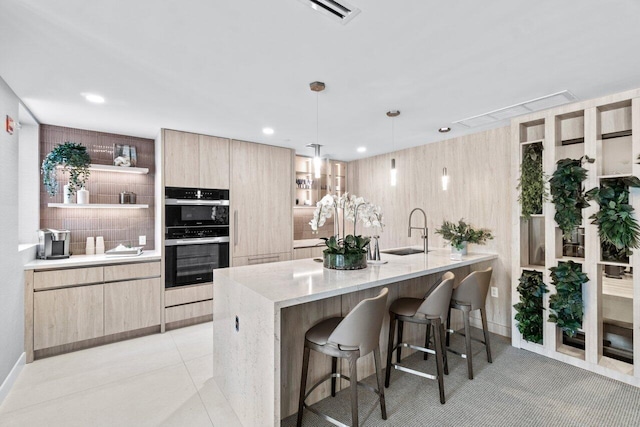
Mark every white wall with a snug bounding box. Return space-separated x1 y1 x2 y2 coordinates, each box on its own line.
0 75 25 402
18 107 40 244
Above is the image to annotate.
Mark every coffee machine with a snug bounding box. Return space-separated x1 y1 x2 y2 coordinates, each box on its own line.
37 229 71 259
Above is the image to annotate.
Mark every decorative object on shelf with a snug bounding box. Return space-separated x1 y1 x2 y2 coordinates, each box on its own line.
77 187 89 204
549 156 593 238
514 270 548 344
86 236 95 255
42 141 92 198
63 184 73 204
517 142 548 219
119 191 137 204
387 110 400 186
113 144 137 167
95 236 105 255
585 176 640 261
548 260 588 337
435 218 493 260
310 193 384 270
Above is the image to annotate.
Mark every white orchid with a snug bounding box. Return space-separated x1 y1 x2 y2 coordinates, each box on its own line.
309 193 384 236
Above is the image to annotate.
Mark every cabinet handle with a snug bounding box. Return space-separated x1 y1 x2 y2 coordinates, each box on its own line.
248 255 280 263
234 210 238 246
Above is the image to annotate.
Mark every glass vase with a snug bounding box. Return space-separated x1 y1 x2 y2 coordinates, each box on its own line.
323 252 367 270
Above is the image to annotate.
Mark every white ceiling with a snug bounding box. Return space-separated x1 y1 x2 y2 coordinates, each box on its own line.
1 0 640 161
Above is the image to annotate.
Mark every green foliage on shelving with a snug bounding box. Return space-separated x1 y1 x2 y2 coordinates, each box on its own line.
41 142 91 196
514 270 548 344
549 156 593 238
517 143 548 219
548 261 588 337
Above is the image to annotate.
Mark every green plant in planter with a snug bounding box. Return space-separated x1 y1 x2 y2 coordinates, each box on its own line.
435 219 493 250
322 234 370 255
41 142 91 196
513 270 548 344
548 261 588 337
585 176 640 260
549 156 593 238
517 143 548 219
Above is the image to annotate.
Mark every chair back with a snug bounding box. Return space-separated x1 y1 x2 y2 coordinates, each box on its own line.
328 288 389 356
417 272 455 322
452 267 493 310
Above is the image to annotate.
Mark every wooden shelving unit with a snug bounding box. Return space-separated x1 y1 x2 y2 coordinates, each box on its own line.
293 156 347 207
511 88 640 387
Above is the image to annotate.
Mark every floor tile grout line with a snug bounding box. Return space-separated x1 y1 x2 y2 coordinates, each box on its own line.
183 356 215 427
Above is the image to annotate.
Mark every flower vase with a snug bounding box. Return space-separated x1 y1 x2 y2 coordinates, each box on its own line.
77 187 89 204
450 242 468 261
63 184 74 204
323 252 367 270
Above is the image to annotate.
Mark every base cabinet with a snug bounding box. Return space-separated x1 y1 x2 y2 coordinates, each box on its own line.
104 278 162 335
232 252 292 267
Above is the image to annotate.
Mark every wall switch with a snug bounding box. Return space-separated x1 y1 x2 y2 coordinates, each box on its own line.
491 287 499 298
139 235 146 246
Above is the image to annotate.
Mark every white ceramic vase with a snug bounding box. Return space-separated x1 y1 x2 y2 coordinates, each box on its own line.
77 187 89 204
63 184 74 204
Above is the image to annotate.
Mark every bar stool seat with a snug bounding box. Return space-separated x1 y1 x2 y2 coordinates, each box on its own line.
297 288 389 427
389 298 423 317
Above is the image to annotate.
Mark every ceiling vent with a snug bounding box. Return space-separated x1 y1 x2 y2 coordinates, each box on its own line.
298 0 361 24
454 90 577 128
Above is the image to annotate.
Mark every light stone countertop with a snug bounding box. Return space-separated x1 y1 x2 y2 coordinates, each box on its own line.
24 249 162 270
293 238 325 249
214 248 497 309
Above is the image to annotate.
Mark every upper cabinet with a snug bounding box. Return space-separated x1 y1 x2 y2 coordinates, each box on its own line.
164 130 230 189
231 140 293 259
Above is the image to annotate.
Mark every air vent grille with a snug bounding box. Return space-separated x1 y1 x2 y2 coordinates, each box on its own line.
454 90 577 128
298 0 361 24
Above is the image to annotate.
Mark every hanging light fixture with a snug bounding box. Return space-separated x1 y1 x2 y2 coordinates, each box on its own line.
307 81 325 179
387 110 400 186
442 167 449 191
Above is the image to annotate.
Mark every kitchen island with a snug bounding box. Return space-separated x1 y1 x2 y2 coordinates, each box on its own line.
212 249 497 426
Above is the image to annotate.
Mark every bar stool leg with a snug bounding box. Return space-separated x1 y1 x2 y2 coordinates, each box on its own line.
385 314 396 388
445 306 452 347
331 357 338 397
440 322 449 375
423 323 431 360
348 354 359 427
373 347 387 420
462 308 474 380
296 346 311 427
481 308 493 363
397 320 404 362
432 319 445 404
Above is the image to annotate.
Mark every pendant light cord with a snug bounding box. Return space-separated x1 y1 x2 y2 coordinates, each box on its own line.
316 92 319 145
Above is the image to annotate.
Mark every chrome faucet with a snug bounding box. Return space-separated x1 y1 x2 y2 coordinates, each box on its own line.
408 208 428 254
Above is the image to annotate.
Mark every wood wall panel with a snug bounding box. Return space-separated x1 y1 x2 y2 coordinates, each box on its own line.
349 126 512 336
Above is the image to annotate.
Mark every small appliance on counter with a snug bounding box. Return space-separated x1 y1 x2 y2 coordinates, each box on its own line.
37 228 71 259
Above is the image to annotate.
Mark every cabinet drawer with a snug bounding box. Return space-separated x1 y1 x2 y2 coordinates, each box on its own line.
104 261 161 282
104 278 162 335
232 252 292 267
165 300 213 324
34 266 103 290
165 283 213 307
34 284 104 350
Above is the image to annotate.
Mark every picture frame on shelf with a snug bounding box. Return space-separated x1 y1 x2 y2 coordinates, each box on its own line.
113 144 137 167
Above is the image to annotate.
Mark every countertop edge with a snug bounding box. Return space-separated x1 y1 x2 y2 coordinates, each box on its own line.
24 250 162 270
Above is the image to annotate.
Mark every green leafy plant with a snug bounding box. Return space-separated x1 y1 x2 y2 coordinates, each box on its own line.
322 234 370 255
41 142 91 196
514 270 548 344
517 143 548 219
548 261 588 337
585 176 640 260
435 219 493 250
549 156 593 238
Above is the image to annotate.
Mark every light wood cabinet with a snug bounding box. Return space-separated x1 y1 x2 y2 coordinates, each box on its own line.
104 261 161 282
165 283 213 307
165 300 213 324
104 278 162 335
231 140 293 260
293 246 324 260
34 285 104 350
164 129 230 189
34 266 103 290
232 251 292 267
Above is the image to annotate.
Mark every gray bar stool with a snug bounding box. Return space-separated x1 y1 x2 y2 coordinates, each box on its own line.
297 288 388 427
384 272 455 404
445 267 493 380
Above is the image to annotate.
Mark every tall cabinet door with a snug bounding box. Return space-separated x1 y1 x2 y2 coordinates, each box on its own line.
164 130 200 187
231 140 293 259
199 135 230 189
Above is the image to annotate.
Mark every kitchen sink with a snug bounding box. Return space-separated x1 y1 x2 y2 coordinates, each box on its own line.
381 248 426 256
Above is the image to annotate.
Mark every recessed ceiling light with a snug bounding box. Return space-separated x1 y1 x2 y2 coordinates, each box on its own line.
262 127 274 135
84 93 105 104
357 147 366 153
438 127 451 133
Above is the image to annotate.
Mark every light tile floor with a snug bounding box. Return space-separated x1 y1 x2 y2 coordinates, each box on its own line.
0 322 241 427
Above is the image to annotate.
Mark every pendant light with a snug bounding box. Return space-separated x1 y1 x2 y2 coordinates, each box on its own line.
387 110 400 186
308 81 325 179
442 167 449 190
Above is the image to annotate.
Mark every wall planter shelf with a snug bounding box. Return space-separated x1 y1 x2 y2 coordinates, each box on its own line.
48 203 149 209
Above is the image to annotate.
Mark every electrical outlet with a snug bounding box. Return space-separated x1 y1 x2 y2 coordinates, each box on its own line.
139 235 146 246
491 287 499 298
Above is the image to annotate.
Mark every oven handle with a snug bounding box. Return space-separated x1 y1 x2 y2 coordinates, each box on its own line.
165 198 230 206
165 237 230 246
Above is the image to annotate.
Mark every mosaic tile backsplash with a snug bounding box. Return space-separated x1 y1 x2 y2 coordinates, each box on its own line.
40 125 156 255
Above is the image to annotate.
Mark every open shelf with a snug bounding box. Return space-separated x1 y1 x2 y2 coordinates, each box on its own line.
57 164 149 174
598 260 631 268
597 173 634 179
521 265 546 273
48 203 149 209
520 138 544 146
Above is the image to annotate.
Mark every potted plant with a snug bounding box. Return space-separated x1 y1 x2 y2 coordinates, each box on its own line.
548 260 587 337
549 156 593 238
435 219 493 260
513 270 548 344
310 193 383 270
517 142 548 219
41 142 91 203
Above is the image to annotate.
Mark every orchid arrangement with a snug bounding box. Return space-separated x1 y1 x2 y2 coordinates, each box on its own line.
310 193 384 255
